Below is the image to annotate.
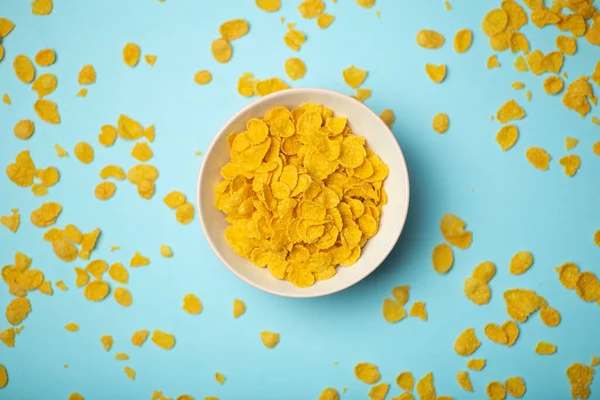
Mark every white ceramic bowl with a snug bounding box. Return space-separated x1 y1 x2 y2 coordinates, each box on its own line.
197 88 410 298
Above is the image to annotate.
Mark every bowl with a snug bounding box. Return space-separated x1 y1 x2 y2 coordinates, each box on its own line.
197 88 410 298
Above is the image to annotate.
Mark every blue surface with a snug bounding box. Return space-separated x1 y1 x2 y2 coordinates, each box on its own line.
1 0 599 399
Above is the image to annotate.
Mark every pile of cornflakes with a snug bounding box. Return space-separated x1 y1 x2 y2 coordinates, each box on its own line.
215 103 388 288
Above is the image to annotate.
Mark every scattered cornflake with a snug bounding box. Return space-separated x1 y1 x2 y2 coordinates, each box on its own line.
559 154 581 177
175 202 195 224
540 306 561 327
78 65 96 85
342 65 367 88
256 0 281 12
504 377 526 398
34 48 56 66
284 26 306 51
543 76 564 95
182 293 203 314
535 341 557 355
64 322 79 332
124 366 135 380
100 335 113 352
211 38 232 63
0 328 15 347
6 298 32 325
114 287 133 307
31 0 53 15
0 364 6 388
565 137 579 150
123 43 141 67
591 356 600 367
454 328 481 356
115 352 129 361
456 371 473 392
1 209 20 232
214 372 226 385
467 358 486 371
440 214 472 249
484 323 508 345
368 383 389 400
298 0 325 18
504 288 546 322
496 125 518 151
131 330 149 347
379 109 395 128
526 50 563 76
30 202 62 227
453 29 472 53
482 9 508 36
566 362 595 400
514 56 528 72
255 77 290 96
194 70 212 85
318 388 339 400
84 280 110 302
425 64 446 83
74 142 94 164
511 82 525 90
594 231 600 247
317 13 335 29
76 88 87 97
575 272 600 302
131 142 153 162
355 362 381 384
432 113 449 133
525 147 550 170
151 330 175 350
382 298 406 323
391 285 410 306
94 182 116 200
416 30 444 49
130 251 150 267
13 120 35 140
13 54 35 83
416 372 436 400
2 93 10 105
219 19 249 41
68 394 83 400
159 244 173 258
260 331 279 349
284 58 306 81
592 117 600 126
444 1 451 10
486 381 507 400
34 99 61 124
526 90 532 101
556 36 577 56
487 55 501 70
432 242 453 273
56 280 68 291
396 371 414 392
356 0 375 8
509 251 533 275
145 55 157 66
38 280 53 295
233 299 246 318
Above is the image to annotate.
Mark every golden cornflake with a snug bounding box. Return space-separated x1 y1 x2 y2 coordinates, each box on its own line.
543 76 564 95
0 18 15 38
74 142 94 164
75 267 89 287
559 154 581 177
215 372 226 384
127 164 158 184
284 28 306 51
355 88 372 102
78 65 96 85
194 70 212 85
76 88 88 97
115 352 129 361
38 166 59 187
540 306 561 327
55 144 68 157
343 65 367 88
145 55 157 66
432 242 453 273
505 377 526 398
130 252 150 267
391 285 410 305
233 299 246 318
13 54 35 83
503 321 522 345
527 50 564 76
454 328 481 356
556 36 577 56
487 55 500 69
535 341 557 355
379 109 395 128
396 372 414 391
432 113 449 133
497 99 525 124
176 202 195 224
486 382 507 400
567 362 594 399
118 114 144 140
30 202 62 227
164 191 186 209
467 358 486 371
6 298 31 325
318 388 339 400
56 280 68 291
511 82 525 90
382 298 406 323
509 251 533 275
260 331 279 348
354 362 381 384
504 288 546 322
31 183 48 196
595 231 600 247
84 280 110 302
440 214 472 249
95 182 116 200
526 147 550 170
219 19 249 41
484 323 508 345
0 364 7 389
509 32 530 54
357 0 375 8
454 29 472 53
65 322 79 332
182 293 202 314
514 56 528 72
0 328 15 347
368 383 389 400
123 43 141 67
99 125 117 146
1 209 20 232
425 64 446 83
152 329 175 350
456 371 473 392
34 99 61 124
256 77 290 97
131 142 153 162
575 272 600 302
416 372 435 400
211 38 232 63
114 287 133 307
124 366 135 380
159 244 173 258
131 330 149 346
285 58 307 81
137 179 155 200
6 150 36 187
317 13 335 29
107 263 128 284
416 30 445 49
482 9 508 36
591 356 600 367
31 0 53 15
32 73 57 98
409 301 427 320
2 93 10 104
495 124 518 151
298 0 324 18
256 0 280 12
100 165 125 180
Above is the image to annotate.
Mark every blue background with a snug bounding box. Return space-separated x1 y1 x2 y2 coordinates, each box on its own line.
1 0 599 399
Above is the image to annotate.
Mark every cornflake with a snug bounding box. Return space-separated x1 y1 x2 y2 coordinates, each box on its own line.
164 191 186 208
425 64 446 83
176 202 195 224
432 113 449 133
379 109 395 128
318 388 339 400
99 125 117 146
482 9 508 36
30 202 62 227
486 382 507 400
32 73 57 98
456 371 473 392
317 13 335 29
409 301 427 320
467 358 485 371
65 322 79 332
298 0 324 18
194 70 212 85
130 252 150 267
2 94 10 104
124 366 135 380
357 0 375 8
343 66 367 88
526 147 550 170
212 38 232 63
391 285 410 305
556 36 577 56
354 362 381 384
396 372 414 391
123 43 141 67
509 251 533 274
115 352 129 361
559 154 581 177
432 243 453 273
233 299 246 318
56 280 68 290
514 56 528 72
535 341 556 355
152 330 175 350
260 331 279 348
416 372 436 400
84 280 110 302
505 377 526 398
160 244 173 257
78 65 96 85
416 30 445 49
131 330 149 346
502 321 521 346
368 383 389 400
285 58 307 81
454 29 472 53
543 76 564 95
131 142 153 161
284 28 306 51
256 0 280 12
114 287 133 307
454 328 481 356
575 272 600 302
34 99 61 124
76 88 87 97
95 182 116 200
504 288 546 322
219 19 249 41
487 55 500 69
145 55 157 66
31 0 53 15
382 298 406 323
511 82 525 90
75 267 89 287
215 372 226 384
540 306 561 327
100 165 125 180
566 362 595 400
1 209 20 232
182 293 202 314
440 214 472 249
13 55 35 83
484 323 507 345
6 298 31 325
74 142 94 164
55 144 68 157
496 125 518 151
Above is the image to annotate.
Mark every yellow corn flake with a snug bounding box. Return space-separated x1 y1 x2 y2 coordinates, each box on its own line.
317 13 335 29
99 165 125 181
32 73 57 98
298 0 324 18
145 55 157 66
1 209 20 232
484 323 508 345
130 251 150 267
592 117 600 126
94 182 116 200
65 322 79 332
127 164 158 184
453 29 472 53
575 272 600 302
164 191 186 209
256 77 290 96
284 28 306 51
219 19 249 41
76 88 87 97
182 293 202 314
425 64 446 83
559 154 581 177
176 202 195 224
233 299 246 319
13 54 35 83
257 331 281 351
68 394 84 400
31 183 48 197
30 202 62 227
391 285 410 306
509 32 530 54
432 243 453 273
34 99 61 124
114 287 133 307
84 260 106 280
0 328 15 347
6 298 32 325
464 277 491 305
318 388 339 400
487 381 507 400
527 50 564 76
114 352 129 361
84 280 110 302
432 113 449 133
53 144 68 157
158 244 173 258
131 330 149 346
509 251 533 275
454 328 481 356
142 125 155 142
194 70 212 85
123 43 141 67
495 124 518 151
124 366 135 380
285 58 306 81
514 55 528 72
131 142 153 162
0 365 7 389
75 267 89 287
595 231 600 247
395 372 414 391
382 298 406 323
415 372 436 399
487 55 500 69
38 166 60 187
152 329 175 350
416 30 445 49
256 0 281 12
137 179 155 200
456 371 473 392
357 0 375 8
504 288 546 322
106 262 128 284
98 125 117 147
482 9 508 36
31 0 53 15
503 377 526 398
556 35 576 56
565 137 580 151
511 82 525 90
354 362 380 384
211 38 232 63
535 341 557 355
379 109 395 128
213 372 226 385
525 147 551 170
543 76 564 95
74 142 94 164
591 356 600 367
56 280 68 291
355 88 372 102
440 214 472 249
540 306 561 327
409 301 427 320
118 114 145 141
342 66 368 89
2 93 10 105
503 320 522 345
0 18 15 38
13 120 35 141
368 383 389 400
78 64 96 85
467 358 486 371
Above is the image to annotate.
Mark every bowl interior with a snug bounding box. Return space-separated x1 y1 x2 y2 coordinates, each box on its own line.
198 88 409 298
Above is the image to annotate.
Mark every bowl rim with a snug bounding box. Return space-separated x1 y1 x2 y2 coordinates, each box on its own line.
196 87 410 298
